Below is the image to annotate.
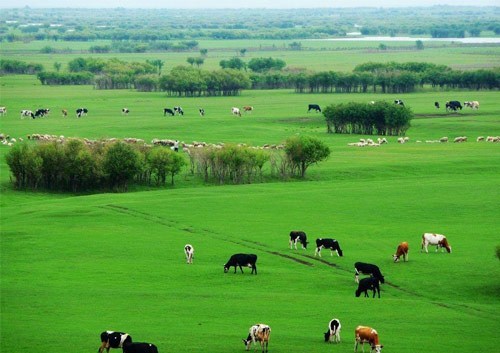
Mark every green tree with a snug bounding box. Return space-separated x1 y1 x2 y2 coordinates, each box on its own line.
284 135 330 178
53 62 62 72
102 142 141 191
416 40 424 50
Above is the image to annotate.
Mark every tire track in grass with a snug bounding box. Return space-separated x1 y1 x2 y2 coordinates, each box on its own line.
101 204 496 321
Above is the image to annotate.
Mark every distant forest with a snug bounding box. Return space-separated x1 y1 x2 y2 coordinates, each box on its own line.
1 7 499 42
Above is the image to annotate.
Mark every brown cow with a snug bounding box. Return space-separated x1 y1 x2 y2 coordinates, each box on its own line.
392 241 409 262
243 106 253 113
355 326 383 353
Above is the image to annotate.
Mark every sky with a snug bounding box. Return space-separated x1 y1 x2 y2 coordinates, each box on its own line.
0 0 498 9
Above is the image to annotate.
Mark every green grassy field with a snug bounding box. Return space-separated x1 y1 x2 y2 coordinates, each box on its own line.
1 72 499 353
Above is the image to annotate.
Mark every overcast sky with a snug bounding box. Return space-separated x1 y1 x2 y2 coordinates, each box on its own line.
0 0 498 9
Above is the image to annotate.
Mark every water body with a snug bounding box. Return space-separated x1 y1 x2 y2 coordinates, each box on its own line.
312 36 500 44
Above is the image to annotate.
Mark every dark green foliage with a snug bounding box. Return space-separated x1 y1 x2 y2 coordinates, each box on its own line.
147 147 186 186
284 136 330 178
102 142 142 191
0 59 43 75
248 57 286 73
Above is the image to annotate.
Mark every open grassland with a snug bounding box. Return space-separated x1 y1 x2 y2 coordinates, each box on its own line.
1 75 499 353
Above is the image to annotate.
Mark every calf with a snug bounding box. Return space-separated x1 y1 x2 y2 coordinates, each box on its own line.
243 324 271 353
307 104 321 112
184 244 194 264
224 253 257 274
163 108 174 116
355 277 381 298
421 233 451 253
354 326 383 353
122 342 158 353
392 241 409 262
354 262 384 284
289 231 308 250
122 108 130 115
324 318 341 343
314 238 343 257
98 331 132 353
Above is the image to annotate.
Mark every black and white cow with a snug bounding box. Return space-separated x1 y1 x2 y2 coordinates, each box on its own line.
434 101 440 109
355 276 381 298
122 108 130 115
445 101 462 112
76 108 88 117
324 318 341 343
0 107 6 116
184 244 194 264
34 108 49 118
224 253 257 274
21 110 34 119
394 99 405 106
314 238 343 257
98 331 132 353
199 108 205 116
174 106 184 115
163 108 174 116
354 262 385 284
289 231 308 250
307 104 321 113
122 342 158 353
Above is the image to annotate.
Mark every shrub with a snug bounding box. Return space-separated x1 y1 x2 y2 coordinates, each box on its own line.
284 135 330 178
102 142 142 191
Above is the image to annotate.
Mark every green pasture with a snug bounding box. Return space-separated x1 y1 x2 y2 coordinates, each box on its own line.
2 39 500 72
1 75 499 353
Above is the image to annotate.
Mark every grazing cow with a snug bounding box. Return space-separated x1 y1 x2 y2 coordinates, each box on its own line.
243 106 254 113
21 110 34 119
76 108 88 118
98 331 132 353
464 101 479 109
392 241 409 262
173 106 184 115
445 101 462 112
163 108 174 116
224 253 257 274
184 244 194 264
394 99 405 106
243 324 271 353
231 107 241 117
314 238 343 257
289 231 308 250
0 107 6 116
324 318 341 343
199 108 205 116
354 262 385 284
122 108 130 115
421 233 452 253
62 109 68 117
355 277 381 298
434 101 440 109
354 326 383 353
307 104 321 112
122 342 158 353
34 108 50 118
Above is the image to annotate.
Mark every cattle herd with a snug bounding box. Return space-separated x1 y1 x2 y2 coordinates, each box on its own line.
101 231 451 353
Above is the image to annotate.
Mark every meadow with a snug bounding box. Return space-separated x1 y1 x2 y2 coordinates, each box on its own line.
1 50 500 353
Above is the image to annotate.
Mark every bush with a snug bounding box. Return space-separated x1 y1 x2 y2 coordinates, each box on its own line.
102 142 142 191
284 135 330 178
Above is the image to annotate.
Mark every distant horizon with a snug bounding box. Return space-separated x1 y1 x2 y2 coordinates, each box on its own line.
0 0 498 9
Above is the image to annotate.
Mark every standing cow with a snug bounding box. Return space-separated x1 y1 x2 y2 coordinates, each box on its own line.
289 231 308 250
355 277 381 298
392 241 409 262
184 244 194 264
421 233 452 253
122 342 158 353
224 253 257 274
324 318 341 343
354 262 385 284
98 331 132 353
231 107 241 117
314 238 343 257
354 326 383 353
307 104 321 112
243 324 271 353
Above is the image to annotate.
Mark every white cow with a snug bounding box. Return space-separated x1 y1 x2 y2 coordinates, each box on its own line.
20 110 34 119
0 107 6 116
184 244 194 264
231 107 241 117
421 233 452 253
242 324 271 352
464 101 479 109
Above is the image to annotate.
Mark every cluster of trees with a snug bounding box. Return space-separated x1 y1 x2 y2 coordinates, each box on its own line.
5 140 185 192
323 101 413 136
186 136 330 184
0 59 43 74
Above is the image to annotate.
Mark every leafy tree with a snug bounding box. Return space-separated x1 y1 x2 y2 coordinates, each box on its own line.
416 40 424 50
187 57 195 66
248 57 286 73
284 135 330 178
200 48 208 56
219 57 246 70
53 62 62 72
102 142 141 191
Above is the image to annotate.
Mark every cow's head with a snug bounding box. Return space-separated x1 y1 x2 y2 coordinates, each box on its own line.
355 289 362 297
242 335 252 350
378 275 385 284
337 249 343 257
392 254 399 262
324 330 331 342
302 240 309 249
372 344 384 353
223 265 229 273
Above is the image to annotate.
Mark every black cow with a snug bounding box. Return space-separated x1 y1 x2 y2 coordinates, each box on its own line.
434 101 440 109
289 231 308 250
394 99 405 106
98 331 132 353
76 108 88 118
354 262 385 284
34 108 50 118
122 342 158 353
163 108 174 116
445 101 462 112
307 104 321 113
355 276 381 298
314 238 343 257
199 108 205 116
174 106 184 115
224 253 257 274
